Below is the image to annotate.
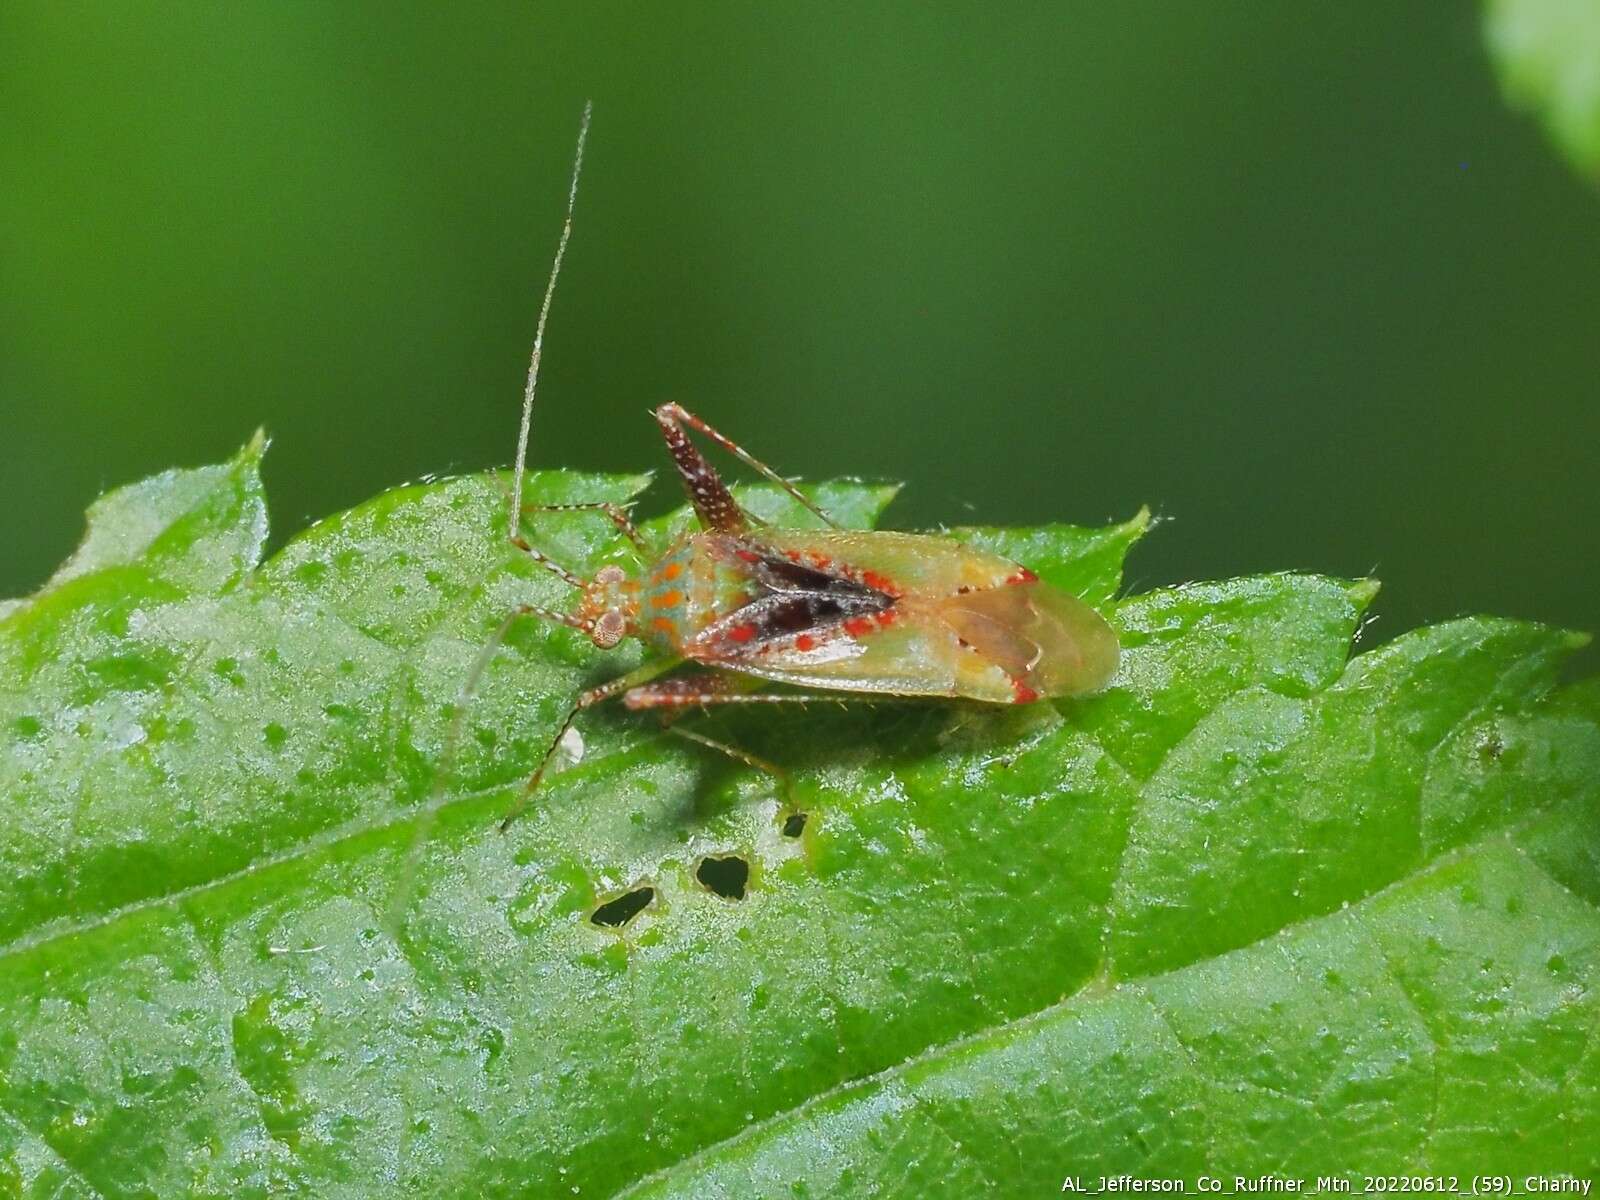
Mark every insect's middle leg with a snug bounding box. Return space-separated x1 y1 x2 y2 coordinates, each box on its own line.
521 500 650 554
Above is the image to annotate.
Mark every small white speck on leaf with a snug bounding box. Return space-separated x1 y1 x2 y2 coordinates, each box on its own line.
557 725 585 766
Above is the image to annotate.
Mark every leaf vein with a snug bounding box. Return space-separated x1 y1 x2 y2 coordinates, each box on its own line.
614 834 1523 1195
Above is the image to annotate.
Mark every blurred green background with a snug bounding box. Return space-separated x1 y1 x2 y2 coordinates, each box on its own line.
3 3 1597 651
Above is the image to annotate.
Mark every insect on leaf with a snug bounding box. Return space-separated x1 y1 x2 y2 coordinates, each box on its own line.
0 443 1597 1197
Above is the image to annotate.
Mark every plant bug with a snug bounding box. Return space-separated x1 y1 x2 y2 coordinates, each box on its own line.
464 104 1120 830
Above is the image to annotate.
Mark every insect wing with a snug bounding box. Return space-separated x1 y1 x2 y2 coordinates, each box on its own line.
703 601 1019 701
747 530 1021 596
691 530 1118 702
939 578 1119 698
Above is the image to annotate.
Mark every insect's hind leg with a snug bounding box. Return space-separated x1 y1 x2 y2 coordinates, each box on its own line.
630 675 794 799
630 676 854 812
653 402 841 532
622 677 855 711
666 725 788 785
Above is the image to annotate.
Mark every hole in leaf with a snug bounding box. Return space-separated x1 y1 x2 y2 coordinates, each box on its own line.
696 855 750 900
590 887 653 928
781 812 807 838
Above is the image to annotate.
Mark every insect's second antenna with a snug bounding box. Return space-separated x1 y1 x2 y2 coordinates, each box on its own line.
509 100 593 537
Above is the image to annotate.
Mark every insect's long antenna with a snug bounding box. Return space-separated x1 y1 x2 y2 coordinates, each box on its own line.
509 99 592 539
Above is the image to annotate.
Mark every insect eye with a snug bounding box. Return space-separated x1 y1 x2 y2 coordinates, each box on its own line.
592 610 626 648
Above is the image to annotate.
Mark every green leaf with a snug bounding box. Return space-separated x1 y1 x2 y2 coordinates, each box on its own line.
1 443 1596 1197
1485 0 1600 181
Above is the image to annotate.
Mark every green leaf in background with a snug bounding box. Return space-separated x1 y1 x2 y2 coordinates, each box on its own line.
0 444 1597 1197
1486 0 1600 180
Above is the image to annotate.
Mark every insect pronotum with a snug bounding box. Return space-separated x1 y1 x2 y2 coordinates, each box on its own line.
459 103 1120 831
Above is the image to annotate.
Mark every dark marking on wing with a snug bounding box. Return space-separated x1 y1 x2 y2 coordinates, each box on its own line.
700 538 896 656
747 552 866 596
755 592 869 636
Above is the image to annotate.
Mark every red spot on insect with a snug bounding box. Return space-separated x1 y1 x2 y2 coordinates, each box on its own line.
808 552 831 568
728 623 757 644
651 589 683 608
735 548 761 564
1012 681 1040 704
1007 567 1039 585
784 549 802 562
862 570 895 594
843 617 874 638
875 608 897 627
794 634 816 651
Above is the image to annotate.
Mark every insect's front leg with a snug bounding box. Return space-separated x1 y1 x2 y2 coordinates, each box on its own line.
506 529 586 588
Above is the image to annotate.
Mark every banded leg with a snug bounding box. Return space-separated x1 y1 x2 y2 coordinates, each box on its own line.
668 722 813 841
507 528 586 589
499 657 680 831
636 676 805 798
632 675 865 801
622 673 855 712
521 500 650 555
666 725 788 782
653 401 841 533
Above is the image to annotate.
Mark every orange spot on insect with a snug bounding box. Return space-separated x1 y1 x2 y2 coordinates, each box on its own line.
794 634 816 651
651 589 683 608
728 623 757 644
651 616 676 635
843 617 874 637
784 549 802 562
1007 567 1039 585
808 552 831 568
662 560 683 581
1012 681 1040 704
